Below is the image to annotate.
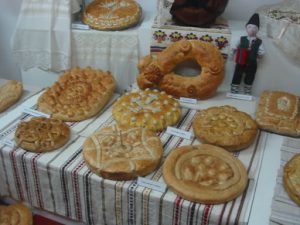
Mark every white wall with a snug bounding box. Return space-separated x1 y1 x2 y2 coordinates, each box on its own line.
0 0 22 81
223 0 282 20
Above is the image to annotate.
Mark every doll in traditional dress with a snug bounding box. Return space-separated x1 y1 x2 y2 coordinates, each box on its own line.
230 13 265 95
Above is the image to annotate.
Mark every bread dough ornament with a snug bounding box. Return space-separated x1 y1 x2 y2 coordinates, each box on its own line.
170 0 229 27
163 144 248 204
37 67 116 121
112 89 181 131
83 125 163 180
82 0 142 30
0 80 23 113
137 40 224 100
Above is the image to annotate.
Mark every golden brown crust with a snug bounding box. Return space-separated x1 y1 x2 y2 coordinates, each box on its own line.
163 144 248 204
82 0 142 31
256 91 300 137
15 117 70 153
83 125 163 180
112 89 181 132
283 153 300 206
37 67 116 121
193 105 258 152
0 80 23 113
0 203 32 225
137 40 224 99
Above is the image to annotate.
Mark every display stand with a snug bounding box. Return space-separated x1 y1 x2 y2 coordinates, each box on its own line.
3 0 300 224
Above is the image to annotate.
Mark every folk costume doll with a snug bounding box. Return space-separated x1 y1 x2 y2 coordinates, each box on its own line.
231 13 265 95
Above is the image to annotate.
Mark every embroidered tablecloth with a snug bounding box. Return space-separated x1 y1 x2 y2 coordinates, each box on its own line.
270 137 300 225
0 91 268 225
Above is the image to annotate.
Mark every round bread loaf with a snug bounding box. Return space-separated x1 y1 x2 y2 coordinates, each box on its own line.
0 80 23 113
15 117 70 153
83 125 163 180
163 144 248 204
37 67 116 121
82 0 142 30
137 40 224 99
283 153 300 206
193 105 258 151
112 89 181 132
0 203 32 225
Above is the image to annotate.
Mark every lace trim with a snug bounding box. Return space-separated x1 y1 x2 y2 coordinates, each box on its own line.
13 51 70 72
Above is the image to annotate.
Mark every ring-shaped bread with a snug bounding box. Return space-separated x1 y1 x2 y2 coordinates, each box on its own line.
137 40 224 99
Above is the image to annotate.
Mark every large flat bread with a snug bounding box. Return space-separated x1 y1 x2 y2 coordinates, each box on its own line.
83 125 163 180
0 80 23 112
82 0 142 30
15 117 70 153
256 90 300 137
0 203 32 225
112 89 181 132
283 153 300 206
163 144 248 204
193 105 258 151
37 67 116 121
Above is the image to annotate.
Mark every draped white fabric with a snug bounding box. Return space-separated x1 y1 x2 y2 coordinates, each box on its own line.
258 0 300 66
11 0 73 72
71 29 139 93
11 0 140 92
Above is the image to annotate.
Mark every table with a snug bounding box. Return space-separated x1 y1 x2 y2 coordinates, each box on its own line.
0 84 283 225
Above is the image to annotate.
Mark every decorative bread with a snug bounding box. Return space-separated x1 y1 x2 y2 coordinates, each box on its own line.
83 125 163 180
112 89 181 132
0 203 33 225
163 144 248 204
82 0 142 31
193 105 258 151
283 153 300 206
256 91 300 137
0 80 23 113
15 117 70 153
37 67 116 121
137 40 224 99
